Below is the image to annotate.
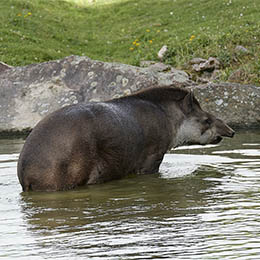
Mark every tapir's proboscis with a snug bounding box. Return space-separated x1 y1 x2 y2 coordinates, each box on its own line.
18 87 235 191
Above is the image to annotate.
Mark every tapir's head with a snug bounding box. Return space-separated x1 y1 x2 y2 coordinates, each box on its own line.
176 91 235 146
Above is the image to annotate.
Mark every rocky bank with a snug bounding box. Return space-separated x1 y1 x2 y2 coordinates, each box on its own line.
0 55 259 133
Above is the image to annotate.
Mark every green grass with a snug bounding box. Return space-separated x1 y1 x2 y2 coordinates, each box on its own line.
0 0 259 85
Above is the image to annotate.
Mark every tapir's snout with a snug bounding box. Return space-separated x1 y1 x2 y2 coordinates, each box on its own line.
215 118 235 138
210 124 234 145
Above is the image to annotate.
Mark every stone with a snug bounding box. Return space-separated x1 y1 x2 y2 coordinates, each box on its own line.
0 62 13 73
157 45 168 61
0 55 259 133
0 55 193 132
146 62 171 72
191 83 260 128
191 57 220 72
139 62 192 85
139 60 156 67
235 45 249 54
190 58 207 65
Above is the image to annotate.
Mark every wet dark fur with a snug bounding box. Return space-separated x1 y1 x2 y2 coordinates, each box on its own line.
17 87 234 191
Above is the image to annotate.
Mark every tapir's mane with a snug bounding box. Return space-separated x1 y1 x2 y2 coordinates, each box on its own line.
130 86 190 103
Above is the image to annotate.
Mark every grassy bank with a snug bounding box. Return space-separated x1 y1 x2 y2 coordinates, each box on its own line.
0 0 259 85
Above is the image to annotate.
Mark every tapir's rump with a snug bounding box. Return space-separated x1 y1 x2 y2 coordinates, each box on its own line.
17 87 234 191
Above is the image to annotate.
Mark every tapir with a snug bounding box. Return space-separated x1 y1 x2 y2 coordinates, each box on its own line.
17 87 235 191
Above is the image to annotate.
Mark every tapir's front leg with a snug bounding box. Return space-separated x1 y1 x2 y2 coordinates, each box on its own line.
140 153 165 174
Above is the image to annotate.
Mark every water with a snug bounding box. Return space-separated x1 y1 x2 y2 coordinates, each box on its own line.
0 130 260 259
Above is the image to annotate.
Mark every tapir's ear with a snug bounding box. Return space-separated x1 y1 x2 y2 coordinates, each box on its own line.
182 91 194 114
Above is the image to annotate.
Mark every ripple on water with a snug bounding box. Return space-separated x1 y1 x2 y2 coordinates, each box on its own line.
0 132 260 259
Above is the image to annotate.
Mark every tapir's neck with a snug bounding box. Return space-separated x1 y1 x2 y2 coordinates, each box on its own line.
174 119 199 148
163 103 187 149
174 121 189 148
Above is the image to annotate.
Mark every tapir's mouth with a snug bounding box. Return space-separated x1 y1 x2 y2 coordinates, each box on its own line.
211 136 223 144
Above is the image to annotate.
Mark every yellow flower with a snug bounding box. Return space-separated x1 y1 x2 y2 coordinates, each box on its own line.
189 35 196 41
149 40 153 44
146 29 150 32
129 47 134 51
136 43 140 46
17 13 22 17
133 39 139 45
24 12 32 18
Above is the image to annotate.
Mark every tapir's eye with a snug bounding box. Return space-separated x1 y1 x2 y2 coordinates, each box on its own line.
204 118 212 125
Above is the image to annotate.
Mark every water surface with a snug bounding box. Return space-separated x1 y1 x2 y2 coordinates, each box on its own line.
0 130 260 259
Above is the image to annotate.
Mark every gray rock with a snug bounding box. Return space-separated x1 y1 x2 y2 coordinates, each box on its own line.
0 55 259 133
235 45 249 54
147 62 171 72
139 60 156 67
158 45 168 61
0 62 13 73
139 62 192 85
191 57 221 72
190 58 207 65
191 83 260 128
0 55 193 132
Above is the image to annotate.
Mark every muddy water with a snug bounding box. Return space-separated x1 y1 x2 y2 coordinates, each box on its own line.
0 130 260 259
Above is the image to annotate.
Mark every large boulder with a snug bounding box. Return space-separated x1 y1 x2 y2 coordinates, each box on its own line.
0 55 259 133
192 83 260 128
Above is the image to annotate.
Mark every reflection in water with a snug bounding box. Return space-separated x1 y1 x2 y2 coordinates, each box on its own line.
20 174 212 258
0 130 260 259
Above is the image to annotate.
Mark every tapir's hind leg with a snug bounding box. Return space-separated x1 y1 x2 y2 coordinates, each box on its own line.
20 156 91 192
20 165 60 192
57 158 91 190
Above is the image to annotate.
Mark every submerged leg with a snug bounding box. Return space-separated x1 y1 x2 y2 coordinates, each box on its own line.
140 154 164 174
